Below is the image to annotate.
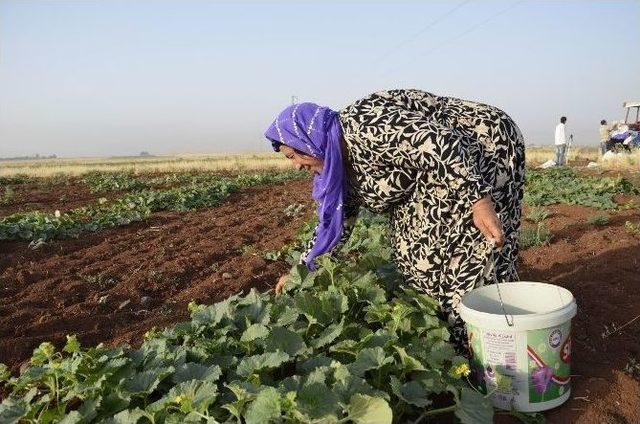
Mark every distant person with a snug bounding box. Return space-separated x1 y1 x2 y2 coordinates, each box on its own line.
264 89 525 352
599 120 609 155
554 116 568 165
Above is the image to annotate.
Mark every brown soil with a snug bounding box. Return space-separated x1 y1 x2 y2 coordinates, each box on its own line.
0 178 314 370
1 179 639 423
515 202 640 424
0 179 123 217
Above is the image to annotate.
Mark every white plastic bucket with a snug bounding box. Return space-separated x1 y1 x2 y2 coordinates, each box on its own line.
459 281 577 412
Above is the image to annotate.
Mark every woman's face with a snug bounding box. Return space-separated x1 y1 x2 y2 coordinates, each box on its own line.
280 145 324 173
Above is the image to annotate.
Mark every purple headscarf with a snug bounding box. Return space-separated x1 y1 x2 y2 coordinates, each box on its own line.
264 103 345 271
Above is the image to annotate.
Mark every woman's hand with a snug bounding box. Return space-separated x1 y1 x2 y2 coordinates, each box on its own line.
275 274 289 296
472 196 504 247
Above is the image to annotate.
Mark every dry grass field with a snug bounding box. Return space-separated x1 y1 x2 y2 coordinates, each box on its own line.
0 152 292 177
2 146 637 178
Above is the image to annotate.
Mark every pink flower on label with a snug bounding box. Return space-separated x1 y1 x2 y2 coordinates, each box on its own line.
532 365 553 393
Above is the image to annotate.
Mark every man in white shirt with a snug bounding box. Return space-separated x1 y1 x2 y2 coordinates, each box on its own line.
554 116 568 166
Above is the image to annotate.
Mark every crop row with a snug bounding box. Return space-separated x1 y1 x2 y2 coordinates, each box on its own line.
0 171 307 246
0 213 492 424
80 172 239 193
524 168 638 209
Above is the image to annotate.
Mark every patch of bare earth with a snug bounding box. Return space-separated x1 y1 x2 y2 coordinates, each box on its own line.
515 202 640 424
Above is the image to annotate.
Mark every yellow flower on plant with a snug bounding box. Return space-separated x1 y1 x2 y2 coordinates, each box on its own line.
41 342 55 358
452 362 471 377
174 395 187 405
188 301 198 313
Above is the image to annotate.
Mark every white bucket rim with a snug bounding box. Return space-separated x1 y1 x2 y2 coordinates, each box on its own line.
459 281 577 331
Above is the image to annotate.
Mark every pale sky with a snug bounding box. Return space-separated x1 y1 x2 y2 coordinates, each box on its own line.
1 0 639 157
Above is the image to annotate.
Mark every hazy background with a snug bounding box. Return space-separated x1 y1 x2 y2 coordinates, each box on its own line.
1 0 639 158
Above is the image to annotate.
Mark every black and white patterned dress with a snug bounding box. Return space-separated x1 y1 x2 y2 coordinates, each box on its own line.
302 89 525 348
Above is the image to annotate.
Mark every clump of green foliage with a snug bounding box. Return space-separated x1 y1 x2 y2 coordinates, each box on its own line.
525 168 638 209
0 186 15 206
82 172 148 192
519 223 552 249
587 214 610 226
625 221 640 237
623 357 640 380
618 199 640 211
0 175 33 185
284 203 306 219
525 206 549 223
78 273 118 291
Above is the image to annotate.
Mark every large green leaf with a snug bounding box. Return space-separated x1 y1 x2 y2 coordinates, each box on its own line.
167 380 219 413
297 382 340 419
192 297 234 327
295 292 329 324
264 327 307 356
0 398 28 424
348 347 393 377
297 356 333 374
347 394 392 424
332 374 380 404
273 304 300 326
121 367 174 395
103 408 150 424
393 346 426 372
454 387 494 424
236 351 290 378
59 397 101 424
311 320 344 349
244 387 281 424
389 376 432 407
240 324 270 343
172 363 222 384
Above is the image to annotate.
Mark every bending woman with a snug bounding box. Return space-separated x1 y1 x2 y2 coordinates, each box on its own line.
265 89 524 349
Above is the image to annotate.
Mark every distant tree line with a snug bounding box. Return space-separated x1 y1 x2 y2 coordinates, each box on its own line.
1 152 153 161
0 154 58 161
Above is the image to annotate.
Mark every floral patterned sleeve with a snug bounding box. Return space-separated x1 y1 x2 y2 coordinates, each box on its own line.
299 194 360 267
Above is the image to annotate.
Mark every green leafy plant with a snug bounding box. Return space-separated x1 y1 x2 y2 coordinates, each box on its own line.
284 203 306 219
587 214 610 226
625 221 640 237
0 175 33 185
241 244 257 256
82 172 148 193
0 186 15 205
525 206 549 223
618 199 640 211
262 250 283 261
623 357 640 380
519 223 552 248
78 273 118 291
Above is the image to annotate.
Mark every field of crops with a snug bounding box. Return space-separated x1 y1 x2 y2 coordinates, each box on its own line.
1 164 639 423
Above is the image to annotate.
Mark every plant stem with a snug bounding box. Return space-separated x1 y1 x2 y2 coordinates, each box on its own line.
412 404 458 424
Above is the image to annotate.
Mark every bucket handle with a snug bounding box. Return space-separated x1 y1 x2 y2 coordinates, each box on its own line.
484 239 515 327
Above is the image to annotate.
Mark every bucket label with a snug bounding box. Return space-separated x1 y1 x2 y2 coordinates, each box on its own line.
527 322 572 403
467 324 520 410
